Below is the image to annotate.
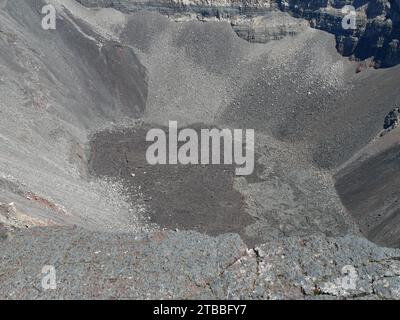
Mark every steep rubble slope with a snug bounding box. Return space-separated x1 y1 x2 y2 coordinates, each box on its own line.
0 0 153 232
335 127 400 248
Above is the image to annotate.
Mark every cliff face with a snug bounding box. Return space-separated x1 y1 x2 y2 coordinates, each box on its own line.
278 0 400 67
77 0 309 42
77 0 400 67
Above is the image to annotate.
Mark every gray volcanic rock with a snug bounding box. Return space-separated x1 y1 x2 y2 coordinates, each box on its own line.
223 234 400 299
1 0 400 300
1 226 400 299
335 127 400 248
76 0 400 67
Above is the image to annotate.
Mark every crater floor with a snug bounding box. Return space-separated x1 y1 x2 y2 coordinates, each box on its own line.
89 124 257 245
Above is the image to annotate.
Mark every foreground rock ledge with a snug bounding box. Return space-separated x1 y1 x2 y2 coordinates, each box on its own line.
1 226 400 299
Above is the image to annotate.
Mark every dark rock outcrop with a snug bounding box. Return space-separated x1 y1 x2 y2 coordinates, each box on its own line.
2 226 400 299
383 107 400 130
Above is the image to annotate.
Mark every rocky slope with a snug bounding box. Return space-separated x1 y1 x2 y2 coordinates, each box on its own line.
335 126 400 248
2 226 400 299
77 0 400 67
278 0 400 68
